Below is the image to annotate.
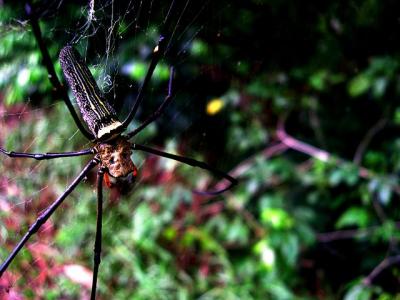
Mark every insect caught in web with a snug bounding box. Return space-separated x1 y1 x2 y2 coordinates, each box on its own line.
0 1 237 299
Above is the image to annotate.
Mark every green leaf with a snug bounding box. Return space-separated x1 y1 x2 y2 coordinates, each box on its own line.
309 70 327 91
154 64 170 81
344 284 372 300
348 74 371 97
191 39 209 56
336 207 371 229
266 281 294 300
261 208 293 229
125 61 147 81
280 233 299 266
394 107 400 125
372 77 388 98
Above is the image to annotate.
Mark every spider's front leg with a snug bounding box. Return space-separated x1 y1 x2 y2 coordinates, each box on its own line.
0 147 94 160
0 159 99 276
121 0 179 130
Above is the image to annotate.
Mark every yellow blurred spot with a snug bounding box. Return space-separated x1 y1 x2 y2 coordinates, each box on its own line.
206 98 224 115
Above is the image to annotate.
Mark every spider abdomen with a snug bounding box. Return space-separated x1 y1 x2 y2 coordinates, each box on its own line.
59 46 123 140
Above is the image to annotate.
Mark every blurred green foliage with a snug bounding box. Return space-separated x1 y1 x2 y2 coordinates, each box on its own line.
1 0 400 299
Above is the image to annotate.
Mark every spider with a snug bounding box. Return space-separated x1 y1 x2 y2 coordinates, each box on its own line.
0 2 237 299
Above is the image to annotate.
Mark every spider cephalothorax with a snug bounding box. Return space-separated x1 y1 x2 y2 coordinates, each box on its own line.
95 137 137 179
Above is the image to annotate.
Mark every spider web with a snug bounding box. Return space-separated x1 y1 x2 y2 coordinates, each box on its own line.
0 0 234 298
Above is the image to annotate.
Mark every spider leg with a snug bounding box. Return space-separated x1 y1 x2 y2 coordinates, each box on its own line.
0 159 99 277
90 168 104 300
132 144 237 195
121 35 168 130
25 2 95 140
121 0 178 130
126 67 175 139
0 148 94 160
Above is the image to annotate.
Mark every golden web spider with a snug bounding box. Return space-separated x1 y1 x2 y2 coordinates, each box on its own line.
0 1 237 299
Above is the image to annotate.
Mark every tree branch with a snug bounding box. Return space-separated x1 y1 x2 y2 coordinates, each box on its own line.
275 117 400 195
363 254 400 286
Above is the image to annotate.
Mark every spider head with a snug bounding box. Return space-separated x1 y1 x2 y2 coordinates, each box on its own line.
96 138 137 178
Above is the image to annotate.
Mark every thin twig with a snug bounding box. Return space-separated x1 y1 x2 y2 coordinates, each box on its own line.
372 193 387 223
317 222 400 243
363 254 400 286
309 108 327 150
317 227 376 242
276 118 400 195
353 118 388 165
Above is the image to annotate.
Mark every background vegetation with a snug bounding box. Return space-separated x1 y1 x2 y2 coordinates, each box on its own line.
1 0 400 299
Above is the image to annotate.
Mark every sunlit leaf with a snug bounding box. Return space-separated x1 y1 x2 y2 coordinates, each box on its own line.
336 207 371 229
261 208 294 229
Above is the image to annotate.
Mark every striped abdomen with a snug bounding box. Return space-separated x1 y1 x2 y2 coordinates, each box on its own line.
59 46 122 140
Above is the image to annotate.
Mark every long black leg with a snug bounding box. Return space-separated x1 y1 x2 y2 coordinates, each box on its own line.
25 2 95 140
132 144 237 195
0 147 94 160
91 168 104 300
126 67 175 139
0 159 98 276
121 0 178 129
121 35 167 129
